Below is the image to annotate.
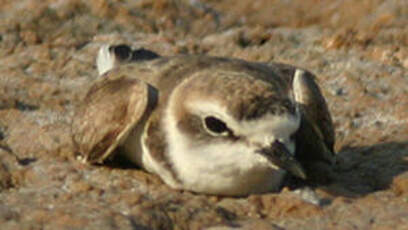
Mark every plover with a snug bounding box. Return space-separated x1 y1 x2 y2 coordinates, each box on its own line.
72 44 335 196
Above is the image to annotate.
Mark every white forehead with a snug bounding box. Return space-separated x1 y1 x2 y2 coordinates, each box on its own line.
186 100 300 140
97 45 115 76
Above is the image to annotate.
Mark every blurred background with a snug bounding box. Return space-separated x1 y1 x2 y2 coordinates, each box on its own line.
1 0 406 63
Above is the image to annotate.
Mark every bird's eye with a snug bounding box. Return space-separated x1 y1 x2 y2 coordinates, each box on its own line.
203 116 229 136
110 44 132 61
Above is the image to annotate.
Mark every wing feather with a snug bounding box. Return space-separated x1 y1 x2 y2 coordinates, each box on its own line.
72 75 150 163
292 69 336 183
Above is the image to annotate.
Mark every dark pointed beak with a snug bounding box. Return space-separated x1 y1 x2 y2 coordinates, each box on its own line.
257 141 307 179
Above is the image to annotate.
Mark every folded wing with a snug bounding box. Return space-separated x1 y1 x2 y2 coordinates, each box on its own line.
292 69 336 182
72 75 150 163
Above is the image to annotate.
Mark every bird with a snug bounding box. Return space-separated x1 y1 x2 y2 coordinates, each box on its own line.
71 44 335 196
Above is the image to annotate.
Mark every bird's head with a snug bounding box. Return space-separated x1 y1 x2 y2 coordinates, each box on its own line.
164 68 306 184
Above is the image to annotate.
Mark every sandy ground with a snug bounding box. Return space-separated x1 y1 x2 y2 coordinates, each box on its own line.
0 0 408 229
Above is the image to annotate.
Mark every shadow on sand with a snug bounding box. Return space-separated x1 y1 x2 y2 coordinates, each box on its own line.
323 141 408 197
